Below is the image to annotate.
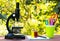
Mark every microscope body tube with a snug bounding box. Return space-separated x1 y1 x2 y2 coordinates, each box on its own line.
15 2 20 21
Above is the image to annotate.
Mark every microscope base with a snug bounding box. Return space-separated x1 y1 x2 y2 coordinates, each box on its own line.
5 33 25 39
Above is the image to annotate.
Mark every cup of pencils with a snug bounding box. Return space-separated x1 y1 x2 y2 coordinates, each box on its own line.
46 25 55 38
45 14 58 38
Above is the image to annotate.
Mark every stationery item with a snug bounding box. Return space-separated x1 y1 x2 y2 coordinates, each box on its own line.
46 25 55 38
52 14 58 19
38 36 47 38
49 18 55 25
45 19 49 25
49 15 57 25
51 14 58 22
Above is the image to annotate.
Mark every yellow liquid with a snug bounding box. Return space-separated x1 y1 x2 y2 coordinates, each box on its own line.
31 31 34 38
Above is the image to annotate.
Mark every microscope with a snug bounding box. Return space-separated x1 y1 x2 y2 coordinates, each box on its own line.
5 1 25 39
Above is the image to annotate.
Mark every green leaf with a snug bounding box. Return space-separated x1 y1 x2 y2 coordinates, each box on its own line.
0 14 7 20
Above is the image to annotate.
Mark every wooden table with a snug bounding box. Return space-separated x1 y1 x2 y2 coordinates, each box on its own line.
0 35 60 41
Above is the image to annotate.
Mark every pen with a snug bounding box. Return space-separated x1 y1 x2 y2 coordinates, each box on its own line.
38 36 46 38
45 19 48 25
49 18 55 25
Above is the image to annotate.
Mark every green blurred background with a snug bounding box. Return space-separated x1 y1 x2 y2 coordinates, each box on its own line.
0 0 60 36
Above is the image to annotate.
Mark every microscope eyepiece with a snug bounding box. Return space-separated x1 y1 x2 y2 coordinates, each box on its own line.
16 2 19 8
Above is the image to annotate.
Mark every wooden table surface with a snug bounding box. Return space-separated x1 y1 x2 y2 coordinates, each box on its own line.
0 35 60 41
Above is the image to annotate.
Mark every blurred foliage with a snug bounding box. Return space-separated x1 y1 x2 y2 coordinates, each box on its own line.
0 0 60 36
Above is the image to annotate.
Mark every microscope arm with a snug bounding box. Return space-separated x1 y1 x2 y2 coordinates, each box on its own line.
6 13 15 33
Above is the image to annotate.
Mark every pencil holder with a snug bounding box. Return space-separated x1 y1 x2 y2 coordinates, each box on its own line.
46 25 55 38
